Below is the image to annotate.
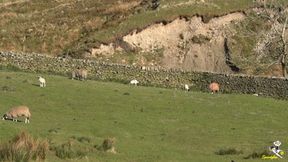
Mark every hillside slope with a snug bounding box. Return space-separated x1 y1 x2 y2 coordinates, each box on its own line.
1 71 288 162
0 0 288 76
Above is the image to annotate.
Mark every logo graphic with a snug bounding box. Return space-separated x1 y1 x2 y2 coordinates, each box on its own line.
262 140 285 159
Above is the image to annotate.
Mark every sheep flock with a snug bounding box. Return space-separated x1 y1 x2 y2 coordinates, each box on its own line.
2 68 222 124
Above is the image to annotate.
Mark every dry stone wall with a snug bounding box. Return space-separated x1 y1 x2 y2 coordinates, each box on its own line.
0 51 288 99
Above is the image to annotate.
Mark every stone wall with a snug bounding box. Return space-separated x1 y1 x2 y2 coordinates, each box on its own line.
0 51 288 99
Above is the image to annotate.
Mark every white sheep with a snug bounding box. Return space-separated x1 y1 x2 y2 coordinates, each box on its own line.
184 84 190 91
38 76 46 87
72 69 88 81
130 79 139 86
2 105 31 123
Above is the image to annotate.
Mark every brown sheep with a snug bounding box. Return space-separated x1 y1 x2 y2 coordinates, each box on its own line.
2 105 31 123
71 69 88 81
209 82 220 94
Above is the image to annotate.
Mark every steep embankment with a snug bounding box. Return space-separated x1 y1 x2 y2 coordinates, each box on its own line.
0 0 256 57
90 12 245 74
88 3 288 76
1 0 287 76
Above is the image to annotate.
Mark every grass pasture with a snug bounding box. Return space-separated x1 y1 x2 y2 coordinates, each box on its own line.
0 71 288 161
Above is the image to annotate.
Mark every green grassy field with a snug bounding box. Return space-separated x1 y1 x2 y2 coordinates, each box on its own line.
0 71 288 161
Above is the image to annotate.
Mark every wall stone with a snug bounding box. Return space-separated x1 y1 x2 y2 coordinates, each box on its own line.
0 51 288 99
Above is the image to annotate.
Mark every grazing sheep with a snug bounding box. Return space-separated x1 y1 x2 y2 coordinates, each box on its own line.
130 79 139 86
184 84 190 91
209 82 220 94
71 69 88 81
38 76 46 87
2 105 31 123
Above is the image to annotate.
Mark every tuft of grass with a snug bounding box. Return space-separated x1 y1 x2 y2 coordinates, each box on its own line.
70 136 91 144
123 92 130 95
244 150 270 159
191 34 211 44
1 85 15 92
97 138 116 153
215 148 243 155
48 128 60 134
53 140 88 160
0 131 49 162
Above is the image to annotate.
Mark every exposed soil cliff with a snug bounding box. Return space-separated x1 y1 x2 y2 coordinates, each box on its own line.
90 12 245 74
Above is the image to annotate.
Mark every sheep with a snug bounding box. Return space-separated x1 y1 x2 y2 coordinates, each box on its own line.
209 82 220 94
253 92 264 96
130 79 139 86
71 69 88 81
2 105 31 123
38 76 46 87
184 84 190 91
